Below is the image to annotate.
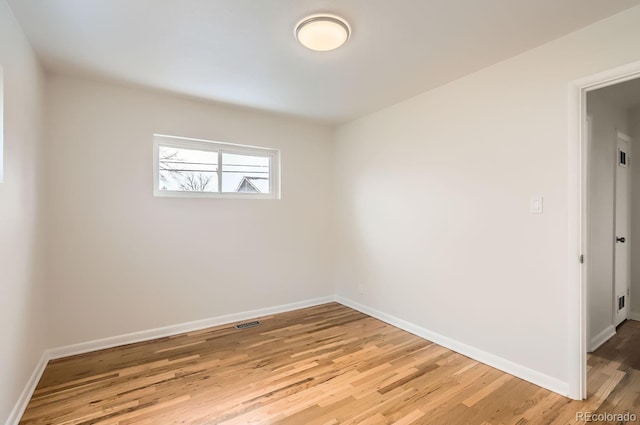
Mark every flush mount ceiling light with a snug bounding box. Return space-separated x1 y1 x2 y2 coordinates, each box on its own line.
295 15 351 52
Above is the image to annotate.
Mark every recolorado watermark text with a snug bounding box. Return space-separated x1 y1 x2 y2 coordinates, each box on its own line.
576 411 637 422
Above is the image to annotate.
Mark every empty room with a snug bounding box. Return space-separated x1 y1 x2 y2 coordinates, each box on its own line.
2 1 640 424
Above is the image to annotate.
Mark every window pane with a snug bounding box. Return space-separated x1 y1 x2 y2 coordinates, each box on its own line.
158 146 218 192
221 153 270 193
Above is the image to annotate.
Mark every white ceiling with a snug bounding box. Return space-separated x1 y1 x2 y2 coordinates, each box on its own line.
8 0 640 123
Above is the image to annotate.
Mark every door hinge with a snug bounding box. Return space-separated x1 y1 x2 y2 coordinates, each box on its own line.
579 254 585 264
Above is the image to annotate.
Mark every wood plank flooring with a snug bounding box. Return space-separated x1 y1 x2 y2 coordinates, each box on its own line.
19 303 640 424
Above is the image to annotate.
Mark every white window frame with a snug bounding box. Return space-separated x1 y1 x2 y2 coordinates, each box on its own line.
153 134 280 199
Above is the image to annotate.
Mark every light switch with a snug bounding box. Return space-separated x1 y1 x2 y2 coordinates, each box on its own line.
530 197 543 214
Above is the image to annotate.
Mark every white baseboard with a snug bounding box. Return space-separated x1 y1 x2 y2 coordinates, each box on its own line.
335 295 570 398
47 296 334 360
5 295 334 425
5 352 49 425
629 312 640 322
588 325 616 352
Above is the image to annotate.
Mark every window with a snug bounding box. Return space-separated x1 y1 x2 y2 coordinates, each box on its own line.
153 134 280 199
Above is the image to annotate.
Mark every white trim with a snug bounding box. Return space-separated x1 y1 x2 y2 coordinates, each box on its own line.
567 70 587 400
568 59 640 401
47 296 333 360
588 325 616 352
5 296 333 425
629 312 640 321
335 296 570 397
5 352 48 425
152 134 280 199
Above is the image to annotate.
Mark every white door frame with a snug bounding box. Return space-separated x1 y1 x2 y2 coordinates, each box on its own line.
568 60 640 400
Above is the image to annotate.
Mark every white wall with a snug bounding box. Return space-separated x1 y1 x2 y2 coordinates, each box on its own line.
45 75 335 347
0 0 47 422
334 6 640 393
585 90 628 348
631 107 640 320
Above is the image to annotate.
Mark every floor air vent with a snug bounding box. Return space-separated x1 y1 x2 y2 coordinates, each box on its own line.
234 320 261 330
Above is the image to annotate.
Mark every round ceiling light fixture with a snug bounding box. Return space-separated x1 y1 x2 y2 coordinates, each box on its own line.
295 14 351 52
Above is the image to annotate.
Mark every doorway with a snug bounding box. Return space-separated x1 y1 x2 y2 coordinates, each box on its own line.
578 72 640 400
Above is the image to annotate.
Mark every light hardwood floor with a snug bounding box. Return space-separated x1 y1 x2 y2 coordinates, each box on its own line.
20 303 640 424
